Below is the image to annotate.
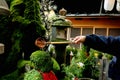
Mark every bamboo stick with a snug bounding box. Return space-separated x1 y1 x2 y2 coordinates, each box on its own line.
46 41 74 44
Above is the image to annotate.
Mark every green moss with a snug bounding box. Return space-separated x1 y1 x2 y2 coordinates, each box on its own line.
2 0 46 76
10 0 46 37
0 69 22 80
52 57 60 71
17 59 33 69
24 69 42 80
30 50 53 72
52 17 72 27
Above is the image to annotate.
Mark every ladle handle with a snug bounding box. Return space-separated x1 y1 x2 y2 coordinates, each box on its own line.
46 41 74 44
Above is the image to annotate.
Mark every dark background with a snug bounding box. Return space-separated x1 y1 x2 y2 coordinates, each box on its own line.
53 0 118 14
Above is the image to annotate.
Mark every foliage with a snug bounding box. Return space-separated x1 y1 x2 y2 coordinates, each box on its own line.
10 0 46 35
24 69 42 80
0 69 23 80
51 57 60 71
104 53 113 60
47 44 60 72
17 59 33 69
0 0 48 77
62 62 84 79
0 15 11 42
66 45 78 56
0 16 15 76
65 45 78 65
0 59 34 80
82 49 100 79
63 45 100 79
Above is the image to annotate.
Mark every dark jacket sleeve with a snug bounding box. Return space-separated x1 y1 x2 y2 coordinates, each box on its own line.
83 34 120 56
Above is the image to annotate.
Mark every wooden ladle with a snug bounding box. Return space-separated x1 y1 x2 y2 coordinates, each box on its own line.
35 37 73 48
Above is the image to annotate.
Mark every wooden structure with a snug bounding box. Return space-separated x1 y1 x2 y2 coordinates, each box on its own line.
66 14 120 37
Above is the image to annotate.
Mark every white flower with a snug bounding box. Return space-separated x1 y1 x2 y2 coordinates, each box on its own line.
77 62 84 67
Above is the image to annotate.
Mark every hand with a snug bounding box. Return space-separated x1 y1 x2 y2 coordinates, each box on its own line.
72 36 86 44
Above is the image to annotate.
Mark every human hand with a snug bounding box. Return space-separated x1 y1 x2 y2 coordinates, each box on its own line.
72 36 86 44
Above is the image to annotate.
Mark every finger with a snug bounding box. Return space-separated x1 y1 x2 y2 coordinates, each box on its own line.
72 36 80 41
73 36 81 44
